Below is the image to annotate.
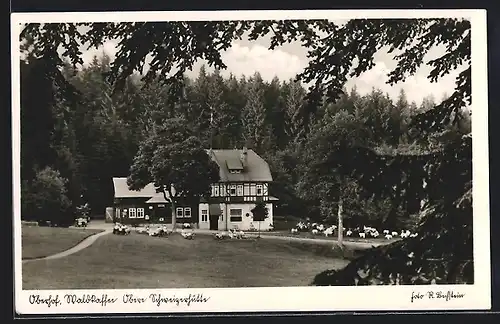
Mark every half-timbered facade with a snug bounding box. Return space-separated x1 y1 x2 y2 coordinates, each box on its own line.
112 148 277 230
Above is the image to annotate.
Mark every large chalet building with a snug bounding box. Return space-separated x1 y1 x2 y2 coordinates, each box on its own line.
110 148 278 231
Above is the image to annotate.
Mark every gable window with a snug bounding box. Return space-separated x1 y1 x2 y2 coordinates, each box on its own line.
184 207 192 218
229 185 237 196
201 209 208 222
137 208 145 218
176 207 184 218
129 208 136 218
229 169 242 174
256 184 263 196
230 209 243 222
237 185 243 196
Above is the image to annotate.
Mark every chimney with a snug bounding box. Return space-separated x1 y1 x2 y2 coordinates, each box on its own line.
240 146 248 168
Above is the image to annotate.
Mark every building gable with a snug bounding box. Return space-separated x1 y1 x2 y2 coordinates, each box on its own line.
113 149 273 200
208 149 273 182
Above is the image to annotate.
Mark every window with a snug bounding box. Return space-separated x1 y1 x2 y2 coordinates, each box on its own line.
221 186 226 196
237 185 243 196
243 184 250 196
201 209 208 222
129 208 136 218
214 185 219 196
230 209 243 222
184 207 191 218
229 169 241 174
137 208 145 218
176 207 184 218
230 185 237 196
256 184 263 196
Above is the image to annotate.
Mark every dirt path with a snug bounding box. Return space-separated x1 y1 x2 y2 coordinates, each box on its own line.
245 233 384 248
193 229 386 249
22 229 112 263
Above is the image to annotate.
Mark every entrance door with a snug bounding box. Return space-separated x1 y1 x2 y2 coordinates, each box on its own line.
209 214 218 230
209 204 221 230
156 205 171 223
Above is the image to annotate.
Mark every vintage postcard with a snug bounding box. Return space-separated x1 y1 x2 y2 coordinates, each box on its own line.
12 9 490 315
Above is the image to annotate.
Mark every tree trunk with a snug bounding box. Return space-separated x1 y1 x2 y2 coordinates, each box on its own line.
171 202 177 232
163 189 177 232
337 197 344 247
258 221 261 238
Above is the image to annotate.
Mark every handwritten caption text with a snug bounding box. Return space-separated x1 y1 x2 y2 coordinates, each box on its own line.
28 293 210 308
411 290 465 303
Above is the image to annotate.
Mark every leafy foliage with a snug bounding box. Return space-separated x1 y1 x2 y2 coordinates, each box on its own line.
127 117 220 228
21 167 72 226
20 17 473 284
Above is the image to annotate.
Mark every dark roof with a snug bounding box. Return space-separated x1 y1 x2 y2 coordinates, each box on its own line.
113 178 157 198
208 149 273 182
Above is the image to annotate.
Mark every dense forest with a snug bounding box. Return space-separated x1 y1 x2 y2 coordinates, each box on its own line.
20 52 470 231
19 19 474 285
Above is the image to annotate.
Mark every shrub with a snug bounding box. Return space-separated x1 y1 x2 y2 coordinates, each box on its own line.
22 167 72 226
251 202 269 222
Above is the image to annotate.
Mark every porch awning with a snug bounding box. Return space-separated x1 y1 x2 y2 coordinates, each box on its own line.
209 204 222 216
146 194 169 204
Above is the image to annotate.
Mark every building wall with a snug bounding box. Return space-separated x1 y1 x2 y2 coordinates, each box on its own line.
218 202 226 230
215 202 273 231
211 182 269 199
114 197 150 224
172 203 198 226
148 204 171 223
115 198 197 225
198 203 210 230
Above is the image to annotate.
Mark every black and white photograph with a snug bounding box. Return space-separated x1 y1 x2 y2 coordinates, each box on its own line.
12 9 490 314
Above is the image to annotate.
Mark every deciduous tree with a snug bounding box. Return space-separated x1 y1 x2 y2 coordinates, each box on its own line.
127 118 220 230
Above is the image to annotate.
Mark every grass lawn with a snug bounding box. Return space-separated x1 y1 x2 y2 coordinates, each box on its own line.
22 226 103 260
22 232 351 289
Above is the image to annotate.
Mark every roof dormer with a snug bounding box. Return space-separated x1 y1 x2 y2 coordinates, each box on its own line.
226 156 244 174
